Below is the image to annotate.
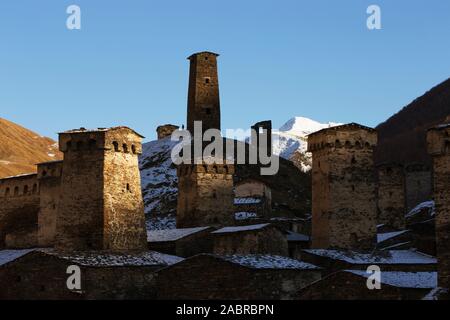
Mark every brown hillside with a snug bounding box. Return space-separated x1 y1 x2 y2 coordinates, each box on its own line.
375 78 450 166
0 118 62 178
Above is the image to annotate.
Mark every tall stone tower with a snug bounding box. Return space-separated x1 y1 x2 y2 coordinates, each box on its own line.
376 163 406 229
176 162 235 228
307 123 378 250
187 51 221 135
427 123 450 289
55 127 147 251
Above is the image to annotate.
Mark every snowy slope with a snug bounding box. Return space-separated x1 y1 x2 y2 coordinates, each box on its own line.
273 117 341 171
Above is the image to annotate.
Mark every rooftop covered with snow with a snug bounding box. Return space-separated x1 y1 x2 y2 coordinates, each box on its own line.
345 270 437 289
213 254 320 270
0 249 36 266
212 223 271 234
147 227 211 242
302 249 436 265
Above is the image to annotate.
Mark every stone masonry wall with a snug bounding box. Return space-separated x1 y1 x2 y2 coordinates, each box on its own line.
37 161 63 247
0 174 39 248
177 163 235 228
308 124 378 250
377 163 406 229
213 227 288 256
427 124 450 289
404 163 432 212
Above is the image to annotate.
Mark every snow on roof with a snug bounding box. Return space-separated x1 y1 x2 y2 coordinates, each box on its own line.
219 254 320 270
0 249 35 266
40 249 183 267
346 270 437 289
234 197 262 205
302 249 436 265
212 223 270 234
286 230 310 242
405 200 435 218
147 226 210 242
377 230 409 243
234 212 258 220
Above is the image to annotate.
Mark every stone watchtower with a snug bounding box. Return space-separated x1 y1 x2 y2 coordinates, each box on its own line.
186 51 221 135
176 161 235 228
427 123 450 289
376 163 406 229
55 127 147 251
307 123 378 250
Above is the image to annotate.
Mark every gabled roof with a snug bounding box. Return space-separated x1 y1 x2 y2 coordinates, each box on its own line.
212 223 271 234
302 249 436 265
345 270 437 289
147 227 211 243
0 249 35 266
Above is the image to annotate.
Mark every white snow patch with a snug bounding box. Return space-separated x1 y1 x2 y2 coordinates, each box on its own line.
303 249 436 265
220 254 320 270
212 223 270 234
234 212 258 220
406 201 435 218
346 270 437 289
234 197 261 205
0 249 35 266
147 227 211 242
377 230 409 243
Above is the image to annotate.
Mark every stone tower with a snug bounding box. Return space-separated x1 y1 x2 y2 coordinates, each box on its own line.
186 51 221 135
55 127 147 251
307 123 378 250
427 123 450 289
37 160 63 247
176 161 235 228
376 163 406 229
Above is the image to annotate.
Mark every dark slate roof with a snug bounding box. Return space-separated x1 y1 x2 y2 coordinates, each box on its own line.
147 227 211 243
214 254 320 270
345 270 437 289
0 249 35 266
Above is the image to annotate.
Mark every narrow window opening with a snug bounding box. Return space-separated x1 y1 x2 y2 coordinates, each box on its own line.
113 141 119 152
205 108 211 115
5 188 10 197
14 187 19 196
131 145 136 154
123 144 129 153
23 185 28 195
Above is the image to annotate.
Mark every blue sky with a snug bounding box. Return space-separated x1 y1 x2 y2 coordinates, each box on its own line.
0 0 449 141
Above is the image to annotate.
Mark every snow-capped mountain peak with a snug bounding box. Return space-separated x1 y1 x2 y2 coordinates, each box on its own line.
279 117 341 136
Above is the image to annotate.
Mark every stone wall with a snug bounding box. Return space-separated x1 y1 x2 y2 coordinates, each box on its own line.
404 163 432 212
157 255 321 300
427 124 450 289
307 124 378 250
377 163 406 229
213 226 288 256
0 251 159 299
156 124 179 140
176 163 235 228
56 127 147 251
37 161 62 247
0 174 39 248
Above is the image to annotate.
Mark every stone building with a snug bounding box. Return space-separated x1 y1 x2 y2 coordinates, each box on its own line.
56 126 147 251
427 123 450 290
186 51 221 135
212 223 288 256
147 226 214 257
37 160 63 247
157 254 321 300
0 248 182 299
234 178 272 219
307 123 378 250
176 162 235 228
300 249 436 275
298 270 437 300
156 124 179 140
404 162 432 212
0 173 40 248
376 163 406 229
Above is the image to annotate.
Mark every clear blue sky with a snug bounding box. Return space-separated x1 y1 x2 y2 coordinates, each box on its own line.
0 0 449 141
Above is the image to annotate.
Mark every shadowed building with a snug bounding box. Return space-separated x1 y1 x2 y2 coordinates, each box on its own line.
427 122 450 290
307 123 378 250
